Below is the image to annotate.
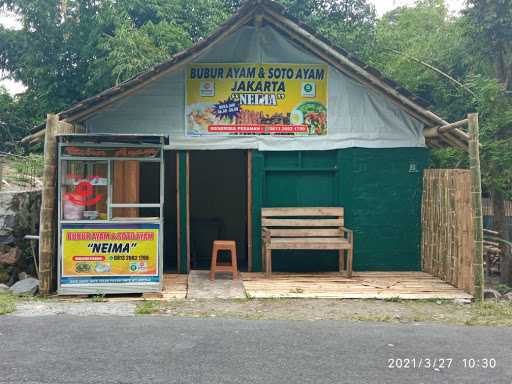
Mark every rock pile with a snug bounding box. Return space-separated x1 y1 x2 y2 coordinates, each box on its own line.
0 190 41 295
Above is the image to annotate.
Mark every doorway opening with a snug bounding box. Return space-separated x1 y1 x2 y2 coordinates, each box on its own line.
189 150 248 271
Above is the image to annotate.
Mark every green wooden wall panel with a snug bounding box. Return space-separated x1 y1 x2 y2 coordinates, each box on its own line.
341 148 429 271
252 147 429 272
264 152 299 169
301 151 337 168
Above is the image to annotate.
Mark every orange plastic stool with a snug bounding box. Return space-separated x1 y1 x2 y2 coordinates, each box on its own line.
210 240 238 280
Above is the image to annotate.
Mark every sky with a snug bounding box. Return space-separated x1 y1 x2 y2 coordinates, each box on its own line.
0 0 465 96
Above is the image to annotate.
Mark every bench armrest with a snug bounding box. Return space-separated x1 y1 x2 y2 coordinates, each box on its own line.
340 227 353 234
341 227 353 243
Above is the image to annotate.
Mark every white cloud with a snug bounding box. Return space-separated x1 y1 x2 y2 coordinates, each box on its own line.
0 78 27 95
0 10 21 30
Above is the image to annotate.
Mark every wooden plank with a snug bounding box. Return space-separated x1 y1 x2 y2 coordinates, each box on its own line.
271 243 351 250
240 272 473 300
112 160 140 218
247 150 253 272
271 237 350 244
262 207 344 217
268 228 342 237
262 218 343 227
176 151 181 273
186 151 190 273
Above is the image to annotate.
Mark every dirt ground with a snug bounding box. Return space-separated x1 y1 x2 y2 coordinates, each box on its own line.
7 294 511 326
147 298 512 325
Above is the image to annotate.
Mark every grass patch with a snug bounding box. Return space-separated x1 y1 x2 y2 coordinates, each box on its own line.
495 284 512 295
383 297 402 303
90 293 107 302
351 314 394 322
135 301 161 315
465 301 512 326
0 293 16 315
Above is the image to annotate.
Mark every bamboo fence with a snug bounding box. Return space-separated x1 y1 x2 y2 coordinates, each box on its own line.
482 198 512 217
421 169 475 294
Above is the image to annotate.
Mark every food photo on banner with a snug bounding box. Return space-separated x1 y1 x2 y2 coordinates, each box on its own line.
186 63 328 136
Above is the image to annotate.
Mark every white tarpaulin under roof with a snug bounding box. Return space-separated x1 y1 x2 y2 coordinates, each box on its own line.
85 25 425 151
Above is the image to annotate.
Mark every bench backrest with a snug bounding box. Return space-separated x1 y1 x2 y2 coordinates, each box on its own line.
261 207 344 238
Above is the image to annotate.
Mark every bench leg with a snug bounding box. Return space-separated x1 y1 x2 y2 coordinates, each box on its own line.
338 249 345 274
265 247 272 278
347 248 353 278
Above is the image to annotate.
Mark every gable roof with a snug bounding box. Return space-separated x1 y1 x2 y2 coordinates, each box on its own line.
22 0 469 150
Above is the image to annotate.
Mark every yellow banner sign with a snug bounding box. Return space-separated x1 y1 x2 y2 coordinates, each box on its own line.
61 224 159 284
186 63 328 136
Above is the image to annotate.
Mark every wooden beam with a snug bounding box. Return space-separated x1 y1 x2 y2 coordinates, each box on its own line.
433 131 468 151
176 151 181 273
186 151 190 273
468 113 484 301
22 129 46 145
39 114 59 294
424 119 468 138
22 120 85 145
247 150 253 272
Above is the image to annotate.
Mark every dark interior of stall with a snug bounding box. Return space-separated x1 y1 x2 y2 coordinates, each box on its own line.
189 150 247 271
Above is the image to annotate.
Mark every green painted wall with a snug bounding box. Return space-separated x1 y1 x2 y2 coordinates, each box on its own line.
252 148 429 272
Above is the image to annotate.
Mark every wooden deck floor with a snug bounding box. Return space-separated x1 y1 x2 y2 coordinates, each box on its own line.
241 272 473 300
161 272 473 300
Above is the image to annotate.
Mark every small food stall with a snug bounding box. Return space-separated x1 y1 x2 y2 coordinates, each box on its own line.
57 134 167 294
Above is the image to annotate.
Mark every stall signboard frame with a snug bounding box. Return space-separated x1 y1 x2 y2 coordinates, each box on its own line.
56 135 166 295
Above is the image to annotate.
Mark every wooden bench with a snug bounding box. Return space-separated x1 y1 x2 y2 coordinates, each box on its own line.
262 207 353 278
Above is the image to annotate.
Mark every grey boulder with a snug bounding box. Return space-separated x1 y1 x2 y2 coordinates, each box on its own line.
0 283 9 293
483 288 502 300
503 292 512 301
9 277 39 296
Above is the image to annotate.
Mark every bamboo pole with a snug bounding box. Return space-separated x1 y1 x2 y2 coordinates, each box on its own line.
39 114 59 294
247 150 253 272
468 113 484 301
0 157 3 191
423 119 469 138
